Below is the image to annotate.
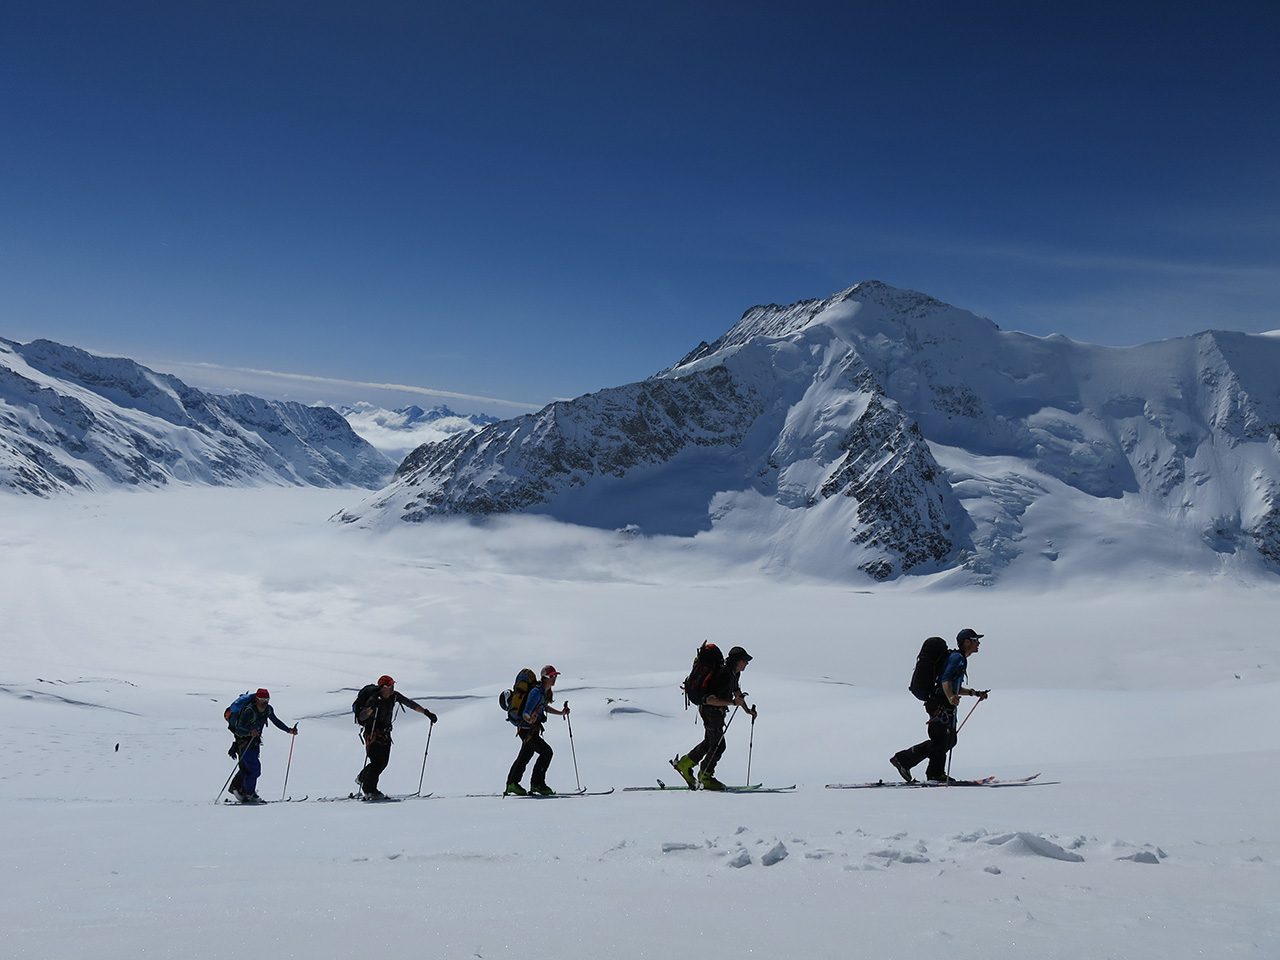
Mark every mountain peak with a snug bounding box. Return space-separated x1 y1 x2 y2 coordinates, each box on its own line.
338 283 1280 585
669 281 1001 374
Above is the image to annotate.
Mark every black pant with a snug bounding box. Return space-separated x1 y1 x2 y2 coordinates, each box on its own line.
508 727 553 788
688 706 727 776
893 703 956 781
358 732 392 792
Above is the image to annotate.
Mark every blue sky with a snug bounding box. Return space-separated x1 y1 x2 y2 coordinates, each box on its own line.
3 1 1278 415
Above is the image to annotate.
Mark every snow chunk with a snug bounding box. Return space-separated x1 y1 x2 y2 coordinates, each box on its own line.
986 832 1085 862
1117 851 1161 864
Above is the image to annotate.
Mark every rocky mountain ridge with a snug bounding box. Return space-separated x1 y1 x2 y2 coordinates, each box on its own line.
338 281 1280 583
1 337 393 496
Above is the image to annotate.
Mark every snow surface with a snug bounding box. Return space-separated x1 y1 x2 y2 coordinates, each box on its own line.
2 487 1277 958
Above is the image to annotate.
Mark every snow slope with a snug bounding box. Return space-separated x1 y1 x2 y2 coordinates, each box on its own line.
343 282 1280 585
2 488 1276 959
0 337 393 494
338 402 499 462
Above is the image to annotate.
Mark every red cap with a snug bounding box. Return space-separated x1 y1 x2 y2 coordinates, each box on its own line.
377 675 395 687
541 665 559 678
255 688 270 700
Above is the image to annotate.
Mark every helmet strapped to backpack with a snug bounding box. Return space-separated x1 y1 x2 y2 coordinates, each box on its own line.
682 642 724 707
909 636 951 701
499 668 539 725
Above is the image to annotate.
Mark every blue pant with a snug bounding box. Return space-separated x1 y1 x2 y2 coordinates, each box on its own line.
230 740 262 795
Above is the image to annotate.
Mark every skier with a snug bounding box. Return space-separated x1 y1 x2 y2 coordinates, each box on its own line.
672 645 756 790
354 675 438 799
227 688 298 803
890 628 989 783
505 665 569 796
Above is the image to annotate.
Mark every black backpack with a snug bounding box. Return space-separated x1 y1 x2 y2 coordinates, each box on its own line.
909 637 951 701
682 642 724 707
352 684 380 725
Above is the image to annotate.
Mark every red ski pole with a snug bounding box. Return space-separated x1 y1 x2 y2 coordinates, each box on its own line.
280 730 297 800
956 699 981 734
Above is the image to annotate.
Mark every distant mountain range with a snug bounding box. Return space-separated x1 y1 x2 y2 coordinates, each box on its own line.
337 281 1280 583
1 338 393 496
335 403 499 463
338 403 499 430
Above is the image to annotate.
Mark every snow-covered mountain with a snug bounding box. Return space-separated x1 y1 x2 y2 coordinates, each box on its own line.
337 403 499 462
1 337 394 495
338 402 499 430
337 281 1280 583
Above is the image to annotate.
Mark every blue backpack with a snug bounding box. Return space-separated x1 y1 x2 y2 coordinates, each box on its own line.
223 691 256 731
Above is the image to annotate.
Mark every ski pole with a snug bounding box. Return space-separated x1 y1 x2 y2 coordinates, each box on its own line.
745 712 756 787
416 721 434 797
564 704 581 792
945 698 984 783
280 730 297 801
706 705 739 771
956 697 983 734
215 739 252 804
355 727 373 794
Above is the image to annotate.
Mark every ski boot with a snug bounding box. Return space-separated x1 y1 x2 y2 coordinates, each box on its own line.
504 782 528 796
529 783 555 796
671 755 698 789
890 756 915 783
698 770 726 791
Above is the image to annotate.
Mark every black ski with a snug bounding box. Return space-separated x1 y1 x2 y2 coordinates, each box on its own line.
825 773 1042 789
313 792 433 803
623 779 795 793
464 788 615 798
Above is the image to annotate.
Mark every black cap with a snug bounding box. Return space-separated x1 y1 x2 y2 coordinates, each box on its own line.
956 628 983 643
726 646 752 665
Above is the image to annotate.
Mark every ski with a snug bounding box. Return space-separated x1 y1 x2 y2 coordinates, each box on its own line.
312 792 433 803
825 773 1042 789
222 796 308 805
463 788 615 798
623 779 795 793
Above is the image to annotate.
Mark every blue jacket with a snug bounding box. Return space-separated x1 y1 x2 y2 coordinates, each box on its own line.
926 652 969 727
230 703 292 740
519 684 548 729
938 651 968 696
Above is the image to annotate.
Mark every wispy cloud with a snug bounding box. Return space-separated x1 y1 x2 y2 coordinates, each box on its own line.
955 243 1280 282
141 359 541 415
